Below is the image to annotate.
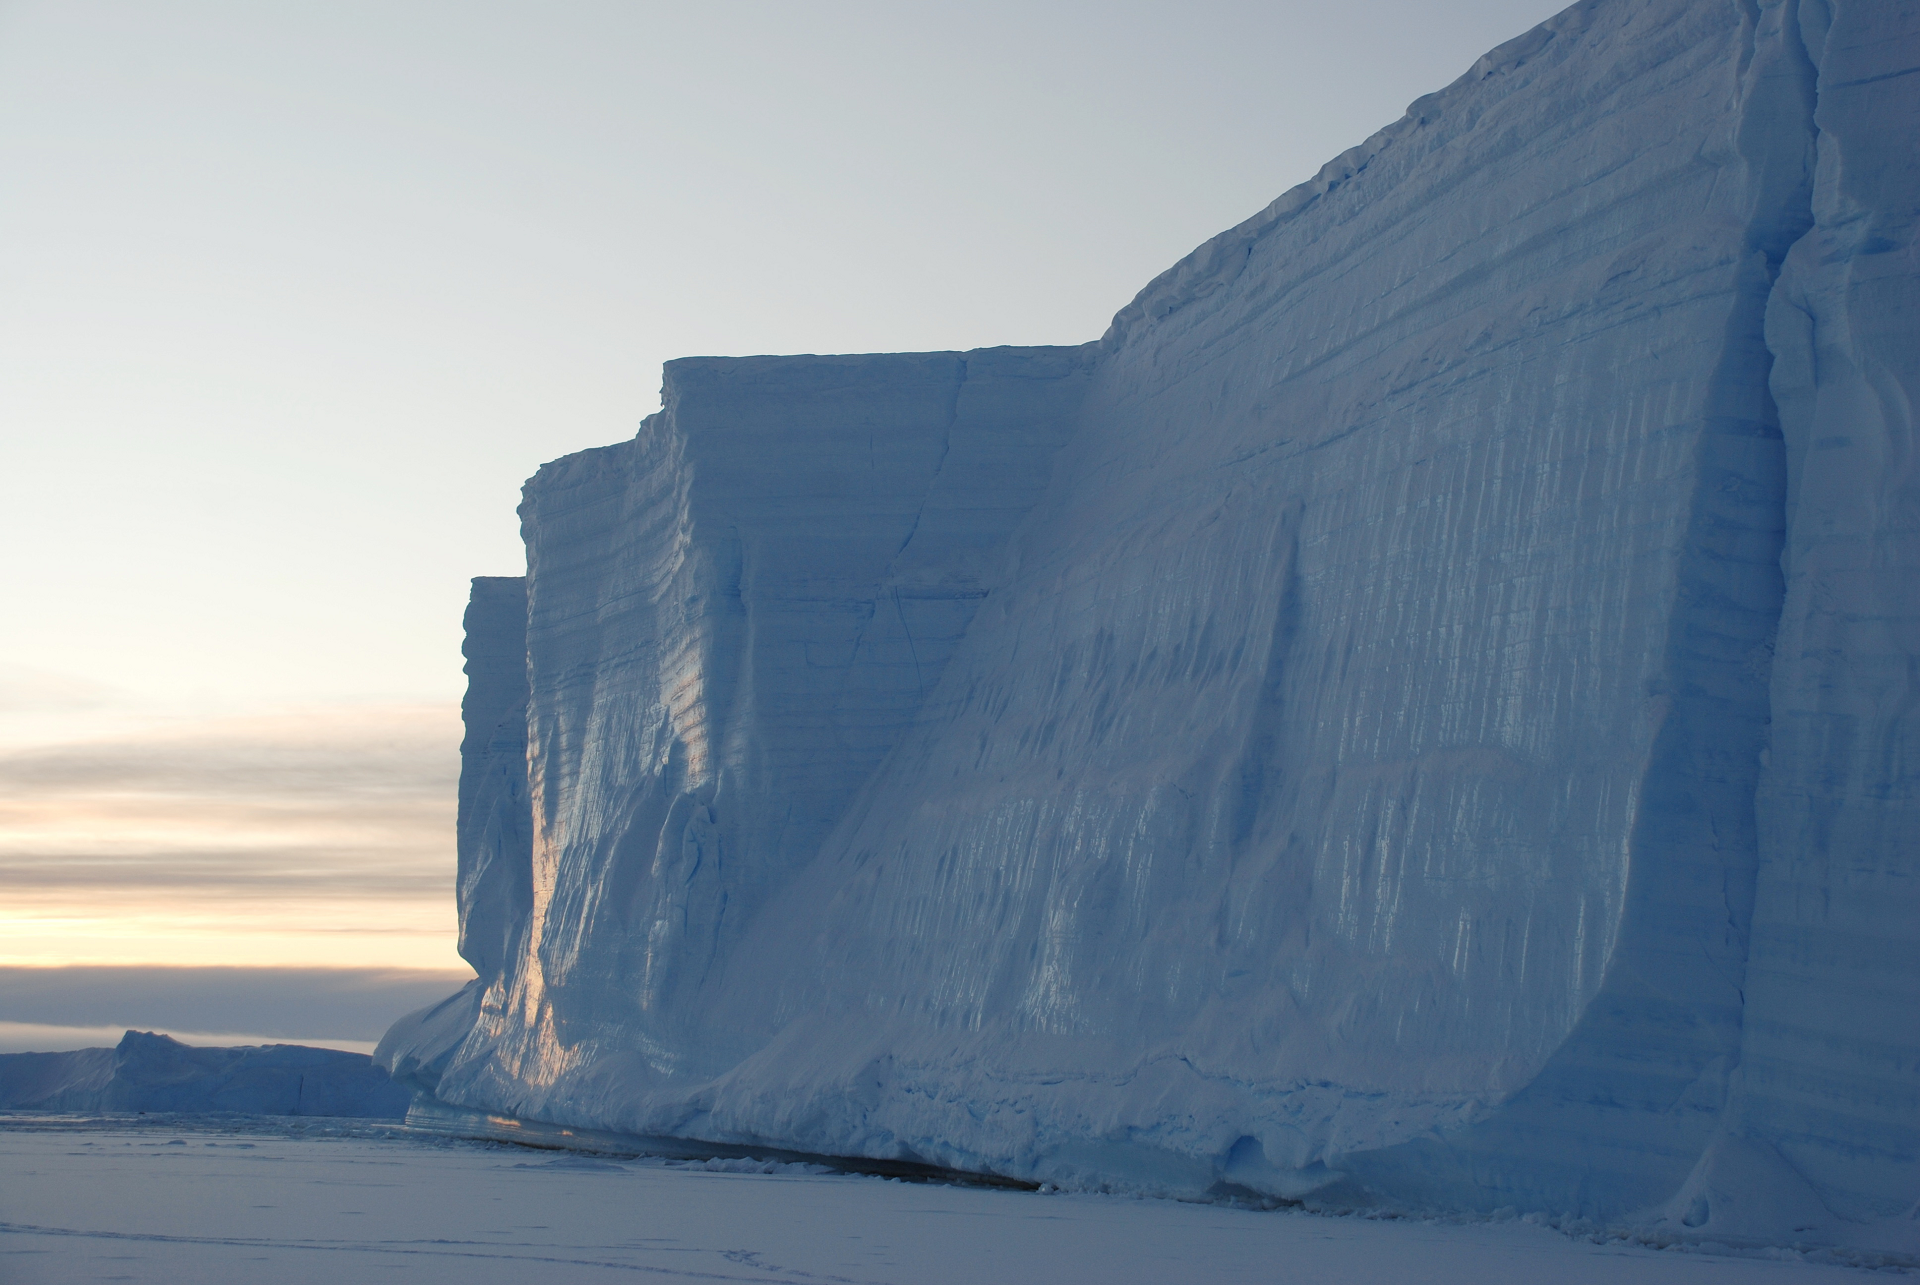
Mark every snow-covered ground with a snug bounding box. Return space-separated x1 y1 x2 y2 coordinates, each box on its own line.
0 1115 1897 1284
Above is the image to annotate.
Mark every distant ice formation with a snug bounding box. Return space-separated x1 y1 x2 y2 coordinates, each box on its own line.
380 0 1918 1252
2 1030 409 1117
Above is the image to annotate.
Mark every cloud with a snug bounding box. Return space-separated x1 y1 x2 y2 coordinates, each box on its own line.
0 662 132 714
0 853 450 897
0 702 466 968
0 1022 382 1056
0 964 474 1052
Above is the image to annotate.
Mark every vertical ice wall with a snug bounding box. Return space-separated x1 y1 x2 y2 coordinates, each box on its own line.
373 576 530 1094
456 575 532 983
695 0 1809 1216
435 347 1093 1113
381 0 1918 1239
1738 0 1920 1227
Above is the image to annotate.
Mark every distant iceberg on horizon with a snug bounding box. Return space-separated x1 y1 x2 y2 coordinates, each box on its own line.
380 0 1918 1253
1 1030 409 1117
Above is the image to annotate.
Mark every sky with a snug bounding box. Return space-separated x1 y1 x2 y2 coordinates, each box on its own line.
0 0 1570 1041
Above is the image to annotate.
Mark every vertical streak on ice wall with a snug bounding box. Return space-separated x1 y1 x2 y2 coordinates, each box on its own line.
1745 0 1920 1223
456 576 533 982
1346 0 1818 1216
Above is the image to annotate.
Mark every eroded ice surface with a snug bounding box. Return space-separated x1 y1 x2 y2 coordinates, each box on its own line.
381 0 1918 1249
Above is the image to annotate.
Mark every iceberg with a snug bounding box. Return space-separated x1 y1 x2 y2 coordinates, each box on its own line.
1 1030 411 1117
381 0 1917 1248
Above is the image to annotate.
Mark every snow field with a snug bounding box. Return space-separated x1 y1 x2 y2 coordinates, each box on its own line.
0 1116 1894 1284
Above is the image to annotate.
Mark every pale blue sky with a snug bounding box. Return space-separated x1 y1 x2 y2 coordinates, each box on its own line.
1 0 1569 714
0 0 1570 972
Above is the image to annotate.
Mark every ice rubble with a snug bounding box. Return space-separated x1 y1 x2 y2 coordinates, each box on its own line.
380 0 1918 1249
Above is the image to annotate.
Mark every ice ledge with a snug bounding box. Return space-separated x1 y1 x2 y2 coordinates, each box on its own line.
400 1096 1043 1189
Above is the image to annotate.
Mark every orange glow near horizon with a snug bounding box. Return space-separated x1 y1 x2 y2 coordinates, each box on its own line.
0 899 465 971
0 701 467 971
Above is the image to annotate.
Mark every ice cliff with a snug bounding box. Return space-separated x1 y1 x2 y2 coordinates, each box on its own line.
380 0 1918 1251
